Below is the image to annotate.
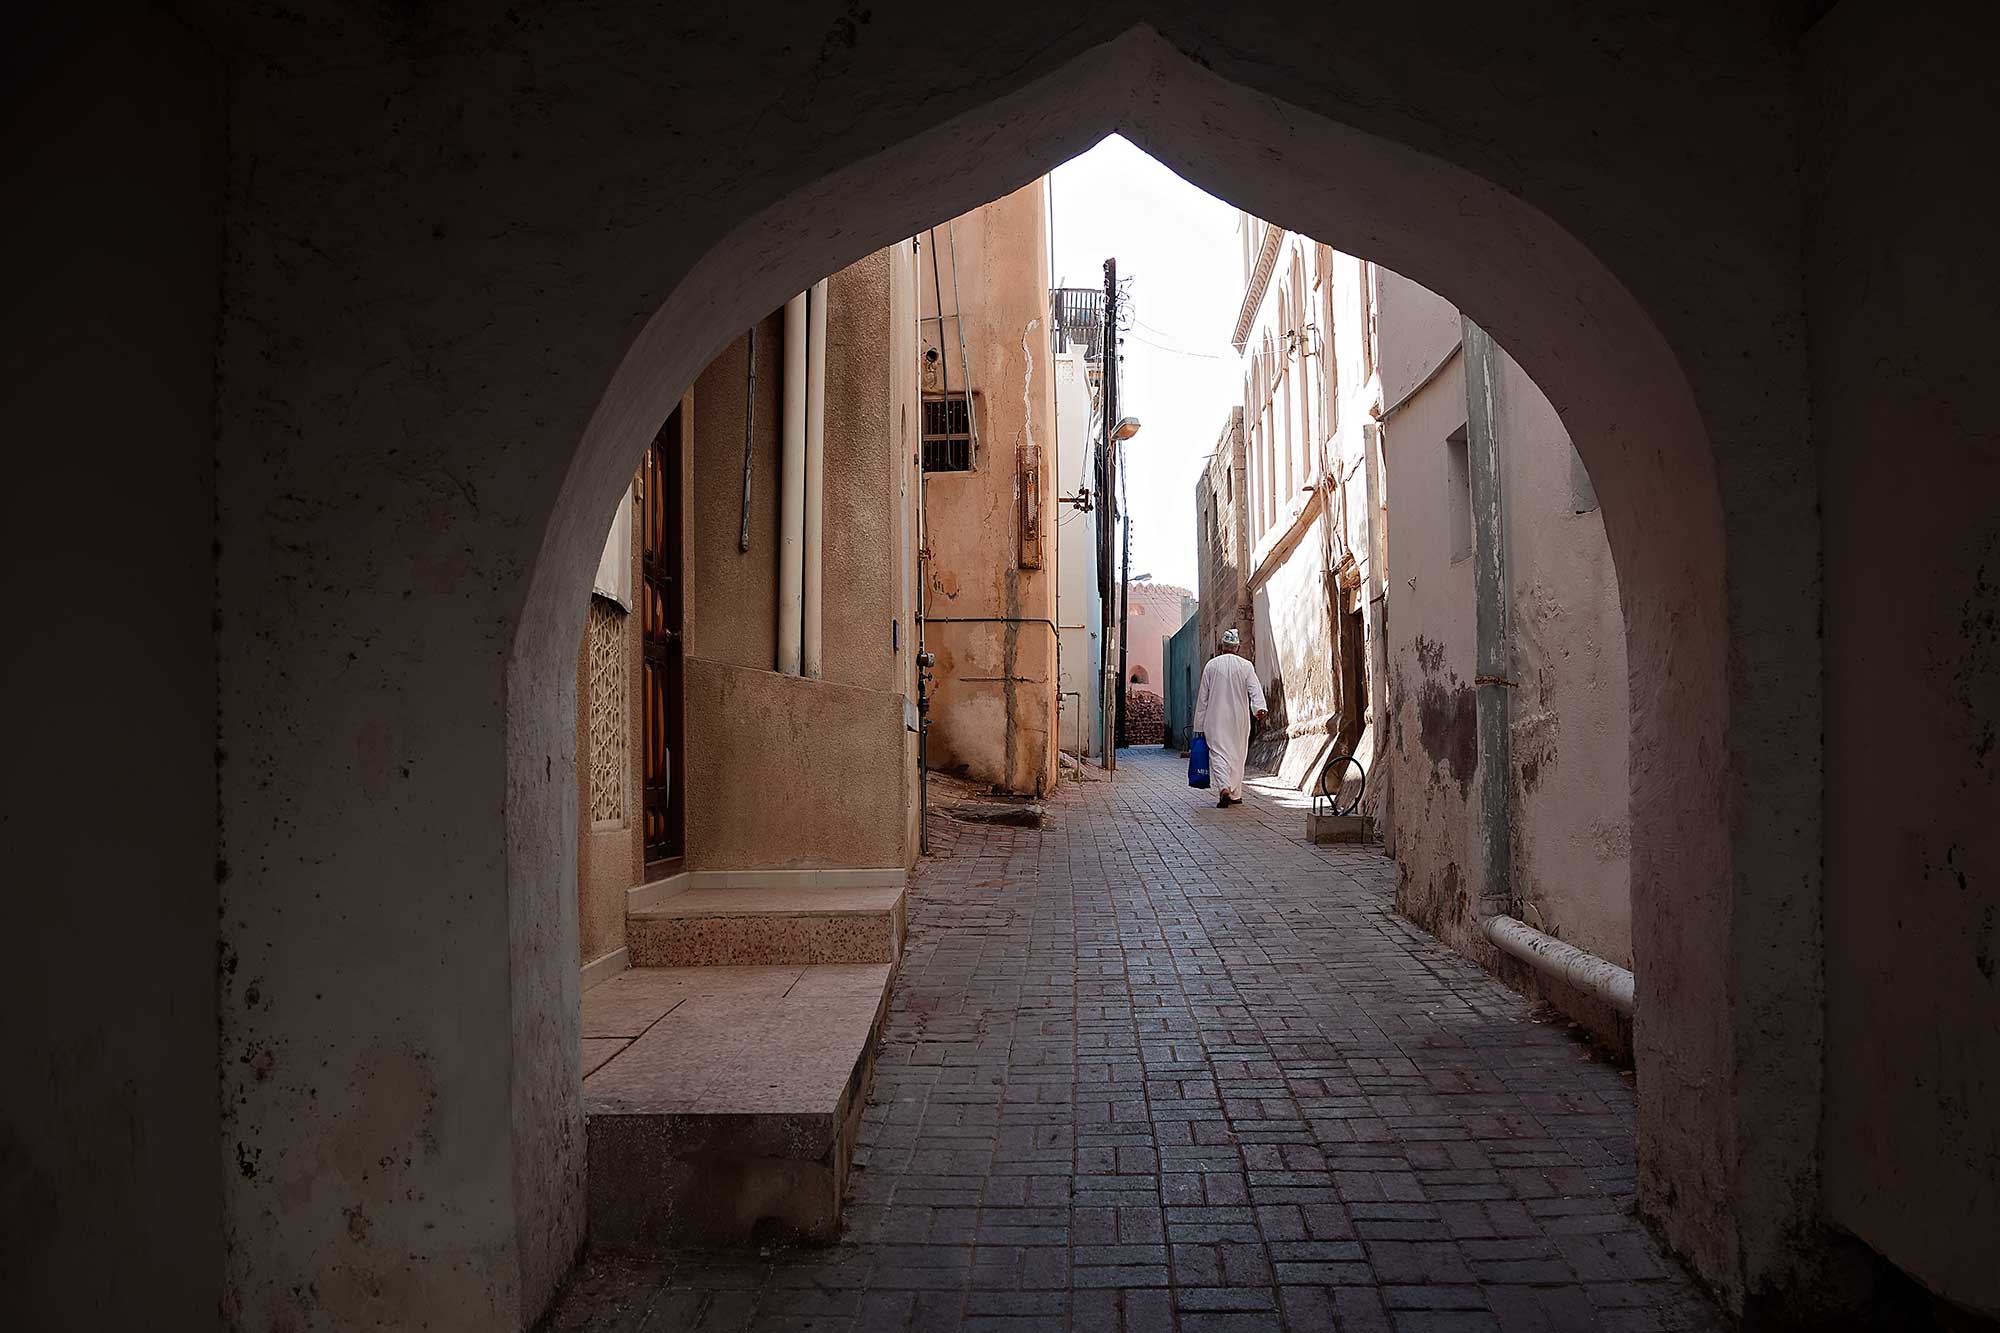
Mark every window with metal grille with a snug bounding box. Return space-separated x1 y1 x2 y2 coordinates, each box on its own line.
922 393 974 472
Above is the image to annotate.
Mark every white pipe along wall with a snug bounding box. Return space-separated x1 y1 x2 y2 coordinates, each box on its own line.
1458 319 1634 1022
1483 913 1636 1016
803 277 828 678
778 291 808 674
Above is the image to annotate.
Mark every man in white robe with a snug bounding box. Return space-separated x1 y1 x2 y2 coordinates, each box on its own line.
1192 629 1267 807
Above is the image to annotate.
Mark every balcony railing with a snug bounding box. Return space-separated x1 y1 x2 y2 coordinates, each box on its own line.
1050 287 1106 363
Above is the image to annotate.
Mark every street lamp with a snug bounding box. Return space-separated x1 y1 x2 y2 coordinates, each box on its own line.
1113 415 1142 442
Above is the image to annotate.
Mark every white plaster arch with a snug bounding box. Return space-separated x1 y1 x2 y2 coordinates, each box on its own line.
511 20 1738 1302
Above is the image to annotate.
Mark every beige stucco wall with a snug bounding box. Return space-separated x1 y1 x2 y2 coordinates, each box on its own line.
1378 267 1634 1021
919 182 1060 795
1501 374 1632 969
682 246 921 870
1121 581 1190 692
571 243 922 891
684 660 911 870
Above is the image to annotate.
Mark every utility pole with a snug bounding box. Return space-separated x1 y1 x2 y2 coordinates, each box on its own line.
1099 257 1119 771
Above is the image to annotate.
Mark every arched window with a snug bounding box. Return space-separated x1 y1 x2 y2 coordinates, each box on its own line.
1130 665 1149 685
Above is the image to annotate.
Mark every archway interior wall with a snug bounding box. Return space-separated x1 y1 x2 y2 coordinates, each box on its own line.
1 14 225 1328
1807 3 2000 1313
191 9 1812 1327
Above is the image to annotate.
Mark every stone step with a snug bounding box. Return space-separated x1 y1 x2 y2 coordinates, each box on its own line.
1307 812 1377 844
580 963 892 1250
626 884 905 967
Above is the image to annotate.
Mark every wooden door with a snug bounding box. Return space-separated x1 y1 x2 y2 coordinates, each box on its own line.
641 408 686 871
1339 600 1367 749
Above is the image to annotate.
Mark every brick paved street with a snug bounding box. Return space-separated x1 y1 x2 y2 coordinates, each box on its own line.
545 750 1720 1332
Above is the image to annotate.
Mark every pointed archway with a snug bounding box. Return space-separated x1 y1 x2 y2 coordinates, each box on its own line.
203 13 1821 1326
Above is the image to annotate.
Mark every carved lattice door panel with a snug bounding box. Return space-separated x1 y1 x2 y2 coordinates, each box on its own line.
641 407 686 870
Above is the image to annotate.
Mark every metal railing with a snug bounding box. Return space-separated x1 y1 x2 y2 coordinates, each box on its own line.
1050 287 1105 362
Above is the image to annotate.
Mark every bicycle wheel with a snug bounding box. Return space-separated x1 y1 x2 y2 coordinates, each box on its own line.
1317 754 1366 817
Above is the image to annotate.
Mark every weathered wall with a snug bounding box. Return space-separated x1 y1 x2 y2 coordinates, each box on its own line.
1500 374 1632 970
1381 312 1483 957
1195 410 1253 662
1380 267 1634 1010
921 182 1060 794
1247 510 1338 782
685 249 918 872
1235 232 1382 788
1807 1 2000 1315
0 13 223 1327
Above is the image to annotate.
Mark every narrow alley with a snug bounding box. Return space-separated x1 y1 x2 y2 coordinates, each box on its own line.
546 751 1719 1332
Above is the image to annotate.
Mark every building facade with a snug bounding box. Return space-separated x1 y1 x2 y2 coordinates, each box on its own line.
1375 269 1634 1046
917 183 1063 796
1223 219 1382 790
1204 221 1634 1047
1194 409 1254 675
572 245 925 975
1051 284 1105 758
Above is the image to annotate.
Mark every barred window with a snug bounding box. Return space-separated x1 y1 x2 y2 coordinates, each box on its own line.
922 393 974 472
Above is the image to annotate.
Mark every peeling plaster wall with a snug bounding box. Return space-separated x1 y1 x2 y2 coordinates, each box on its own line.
1380 268 1633 1015
920 183 1060 795
1381 295 1484 956
0 13 223 1327
1808 1 2000 1314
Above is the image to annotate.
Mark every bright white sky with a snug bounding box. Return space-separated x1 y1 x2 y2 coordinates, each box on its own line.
1047 135 1243 595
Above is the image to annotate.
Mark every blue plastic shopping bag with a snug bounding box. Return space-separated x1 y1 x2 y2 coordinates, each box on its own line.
1188 734 1211 788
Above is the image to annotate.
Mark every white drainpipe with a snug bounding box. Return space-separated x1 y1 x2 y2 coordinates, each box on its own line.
1483 914 1636 1017
777 292 808 674
803 277 829 678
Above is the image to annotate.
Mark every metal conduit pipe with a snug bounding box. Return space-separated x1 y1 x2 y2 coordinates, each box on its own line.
803 277 829 678
1455 318 1635 1020
777 292 808 674
1461 317 1514 921
1482 914 1636 1017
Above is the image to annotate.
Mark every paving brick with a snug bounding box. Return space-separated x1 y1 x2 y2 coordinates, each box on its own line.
543 753 1723 1333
